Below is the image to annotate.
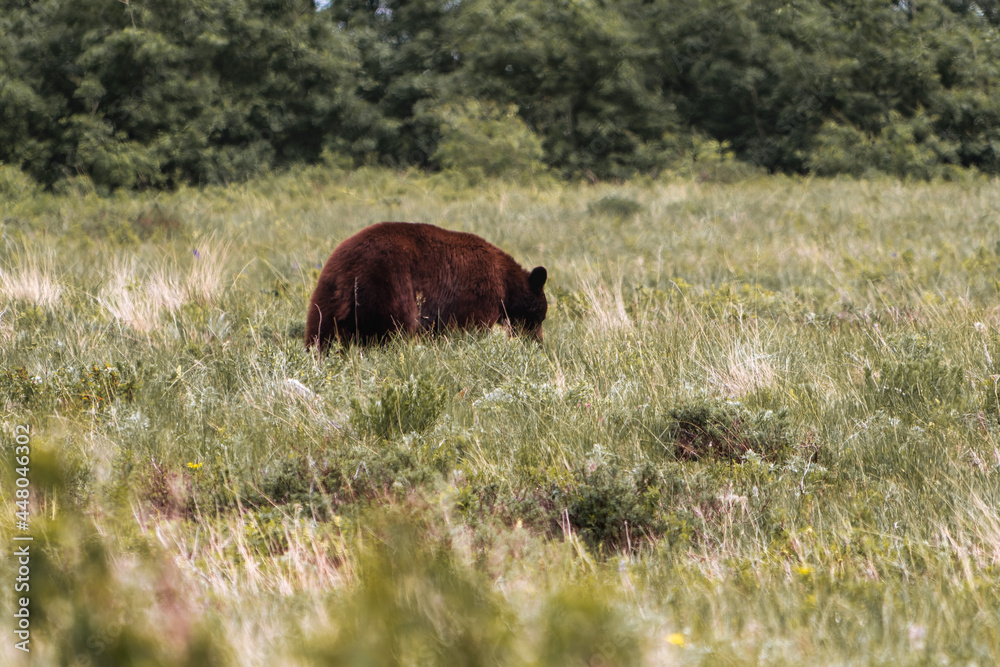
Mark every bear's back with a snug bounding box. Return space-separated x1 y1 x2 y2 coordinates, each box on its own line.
340 221 498 258
333 221 516 282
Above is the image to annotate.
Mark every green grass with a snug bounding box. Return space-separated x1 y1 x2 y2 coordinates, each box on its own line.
3 165 1000 664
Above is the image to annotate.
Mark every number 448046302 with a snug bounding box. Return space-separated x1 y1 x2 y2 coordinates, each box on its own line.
14 424 30 528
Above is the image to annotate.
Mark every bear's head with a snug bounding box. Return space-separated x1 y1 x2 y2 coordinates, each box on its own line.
509 266 548 343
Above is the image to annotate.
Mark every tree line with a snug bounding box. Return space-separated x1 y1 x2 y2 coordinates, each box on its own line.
2 0 1000 190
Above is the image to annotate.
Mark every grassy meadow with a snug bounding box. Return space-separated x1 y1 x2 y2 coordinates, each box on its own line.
3 165 1000 665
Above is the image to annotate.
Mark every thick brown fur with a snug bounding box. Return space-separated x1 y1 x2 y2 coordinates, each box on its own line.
306 222 548 350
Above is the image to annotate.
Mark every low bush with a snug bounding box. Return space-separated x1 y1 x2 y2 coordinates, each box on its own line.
350 374 449 440
644 399 797 464
0 362 140 415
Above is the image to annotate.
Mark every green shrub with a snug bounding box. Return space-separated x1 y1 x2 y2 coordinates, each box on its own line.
460 459 695 554
0 163 38 202
258 454 317 508
806 112 960 180
684 135 764 183
558 460 665 552
351 374 449 440
0 362 139 414
424 100 548 182
647 399 797 463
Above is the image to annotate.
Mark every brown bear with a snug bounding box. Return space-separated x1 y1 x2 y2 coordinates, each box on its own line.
305 222 548 350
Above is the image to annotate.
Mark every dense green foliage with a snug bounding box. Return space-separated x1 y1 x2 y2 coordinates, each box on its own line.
3 0 1000 189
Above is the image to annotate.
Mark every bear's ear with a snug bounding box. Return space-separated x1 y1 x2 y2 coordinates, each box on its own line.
528 266 547 292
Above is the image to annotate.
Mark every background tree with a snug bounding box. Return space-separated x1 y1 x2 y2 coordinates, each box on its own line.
2 0 1000 189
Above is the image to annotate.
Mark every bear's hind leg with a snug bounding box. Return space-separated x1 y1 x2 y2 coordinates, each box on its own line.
348 275 419 343
306 301 339 351
381 276 421 340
